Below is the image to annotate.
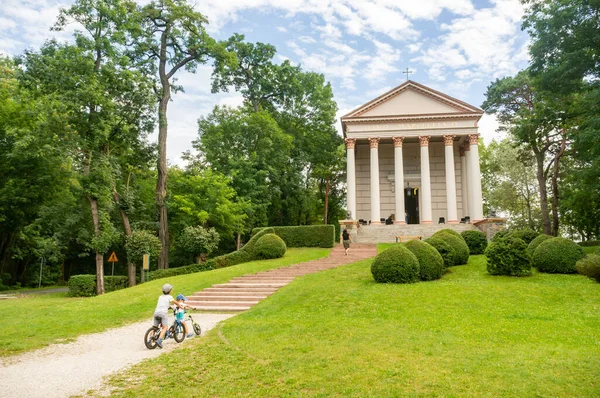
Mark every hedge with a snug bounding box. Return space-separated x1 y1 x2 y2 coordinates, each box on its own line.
252 225 335 248
576 254 600 283
371 245 420 284
68 275 129 297
254 233 287 259
485 237 531 276
533 237 585 274
148 228 275 281
461 230 488 255
404 239 445 281
432 230 470 265
424 237 456 268
578 240 600 247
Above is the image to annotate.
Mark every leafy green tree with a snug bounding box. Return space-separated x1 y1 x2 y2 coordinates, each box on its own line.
178 226 220 264
129 0 231 269
124 230 161 271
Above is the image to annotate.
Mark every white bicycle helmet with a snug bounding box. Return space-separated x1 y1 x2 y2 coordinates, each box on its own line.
162 283 173 294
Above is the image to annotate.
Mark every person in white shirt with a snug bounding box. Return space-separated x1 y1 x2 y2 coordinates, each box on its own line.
153 283 184 348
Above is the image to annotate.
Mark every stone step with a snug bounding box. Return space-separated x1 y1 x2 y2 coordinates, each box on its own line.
193 290 272 297
203 287 279 293
193 304 252 312
187 300 261 307
211 282 288 289
188 295 267 301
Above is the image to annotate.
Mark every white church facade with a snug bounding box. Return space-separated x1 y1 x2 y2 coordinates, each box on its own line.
341 80 485 227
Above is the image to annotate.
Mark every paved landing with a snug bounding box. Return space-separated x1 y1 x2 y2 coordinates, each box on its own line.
187 244 377 311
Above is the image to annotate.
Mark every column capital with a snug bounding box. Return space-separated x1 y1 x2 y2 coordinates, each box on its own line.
369 137 380 148
419 135 431 147
443 134 456 146
468 133 480 146
392 136 405 147
345 138 356 149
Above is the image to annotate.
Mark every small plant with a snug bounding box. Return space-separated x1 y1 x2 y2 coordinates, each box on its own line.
485 237 531 276
533 237 585 274
404 240 445 281
424 237 456 268
461 230 488 254
254 233 287 259
371 245 420 284
527 234 553 258
576 254 600 283
508 229 540 244
432 231 470 265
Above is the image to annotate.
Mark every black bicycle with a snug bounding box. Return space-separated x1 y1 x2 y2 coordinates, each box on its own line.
144 310 185 349
185 309 202 336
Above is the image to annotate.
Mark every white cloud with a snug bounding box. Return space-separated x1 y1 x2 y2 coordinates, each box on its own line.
277 26 287 32
478 113 504 144
364 40 401 80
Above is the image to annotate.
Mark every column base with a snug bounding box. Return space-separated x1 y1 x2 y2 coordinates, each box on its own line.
394 220 406 224
421 220 433 224
447 220 459 224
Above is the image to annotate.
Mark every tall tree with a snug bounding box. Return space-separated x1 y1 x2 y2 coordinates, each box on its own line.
129 0 229 269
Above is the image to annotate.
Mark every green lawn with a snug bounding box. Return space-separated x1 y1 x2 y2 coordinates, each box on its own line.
99 254 600 397
583 246 600 255
0 248 330 357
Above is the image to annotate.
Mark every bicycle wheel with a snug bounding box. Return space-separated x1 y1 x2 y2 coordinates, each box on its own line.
173 322 185 343
144 327 160 350
193 321 201 336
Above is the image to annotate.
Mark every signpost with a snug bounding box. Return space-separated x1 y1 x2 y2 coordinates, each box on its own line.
142 253 150 283
108 251 118 276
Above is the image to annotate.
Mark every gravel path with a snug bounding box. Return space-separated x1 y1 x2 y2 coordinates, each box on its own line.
0 313 235 398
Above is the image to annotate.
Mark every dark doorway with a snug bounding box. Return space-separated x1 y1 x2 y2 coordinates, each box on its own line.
404 187 419 224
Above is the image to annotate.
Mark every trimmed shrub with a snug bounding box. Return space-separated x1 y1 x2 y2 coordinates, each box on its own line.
461 230 488 255
404 240 445 281
485 237 531 276
424 237 456 268
68 275 96 297
371 245 420 284
527 234 553 258
105 276 129 293
434 228 463 239
432 231 470 265
254 233 287 259
576 254 600 283
148 262 214 280
533 237 585 274
492 230 510 242
578 240 600 247
252 225 335 248
508 229 540 244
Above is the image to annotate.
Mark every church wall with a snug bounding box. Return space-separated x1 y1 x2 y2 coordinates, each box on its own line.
355 139 467 223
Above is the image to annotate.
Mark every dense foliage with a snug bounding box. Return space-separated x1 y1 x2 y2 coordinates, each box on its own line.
576 254 600 283
507 230 540 244
177 226 220 264
424 237 456 268
485 237 531 276
371 246 420 284
252 225 335 248
533 237 585 274
254 234 287 259
527 234 553 257
404 240 445 281
432 231 470 265
461 230 488 255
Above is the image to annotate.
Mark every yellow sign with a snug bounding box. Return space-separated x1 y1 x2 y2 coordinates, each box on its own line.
143 254 150 270
108 252 118 262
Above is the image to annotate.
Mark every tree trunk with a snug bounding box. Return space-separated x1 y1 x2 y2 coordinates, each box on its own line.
157 29 171 270
550 134 567 237
323 180 330 224
534 151 551 235
88 196 105 295
113 189 136 287
237 232 242 250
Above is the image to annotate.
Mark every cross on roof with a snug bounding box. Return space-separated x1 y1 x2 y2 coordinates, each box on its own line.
403 68 413 81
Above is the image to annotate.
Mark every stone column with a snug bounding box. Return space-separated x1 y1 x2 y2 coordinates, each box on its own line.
393 136 406 224
345 138 356 220
443 135 458 223
369 137 381 224
460 145 469 220
419 135 433 224
467 134 484 221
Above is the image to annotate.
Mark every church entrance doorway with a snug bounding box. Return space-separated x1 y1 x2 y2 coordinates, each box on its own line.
404 187 419 224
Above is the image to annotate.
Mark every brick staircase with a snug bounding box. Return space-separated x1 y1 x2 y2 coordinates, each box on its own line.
186 244 377 312
355 223 478 244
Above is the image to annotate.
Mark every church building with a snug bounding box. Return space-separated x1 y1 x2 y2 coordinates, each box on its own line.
341 80 484 227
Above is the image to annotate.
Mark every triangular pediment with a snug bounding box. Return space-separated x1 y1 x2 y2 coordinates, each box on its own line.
342 80 483 119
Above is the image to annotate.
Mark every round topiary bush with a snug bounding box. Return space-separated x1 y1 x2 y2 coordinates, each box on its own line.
432 231 470 265
492 230 510 242
527 234 553 258
485 236 531 276
576 254 600 283
254 233 287 259
371 245 420 284
404 240 445 281
424 237 456 268
434 228 463 239
461 230 488 255
507 229 540 244
532 237 585 274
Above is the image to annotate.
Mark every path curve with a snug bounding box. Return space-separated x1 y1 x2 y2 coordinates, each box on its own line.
0 314 234 398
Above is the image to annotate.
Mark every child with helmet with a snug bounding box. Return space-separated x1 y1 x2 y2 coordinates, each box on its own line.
153 283 185 348
174 293 196 338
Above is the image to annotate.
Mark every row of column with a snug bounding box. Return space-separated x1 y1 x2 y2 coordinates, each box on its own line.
345 134 484 224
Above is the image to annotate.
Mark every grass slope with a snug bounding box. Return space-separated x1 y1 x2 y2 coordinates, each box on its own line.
102 255 600 397
0 248 330 357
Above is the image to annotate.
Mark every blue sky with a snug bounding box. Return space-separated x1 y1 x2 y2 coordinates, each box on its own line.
1 0 530 165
